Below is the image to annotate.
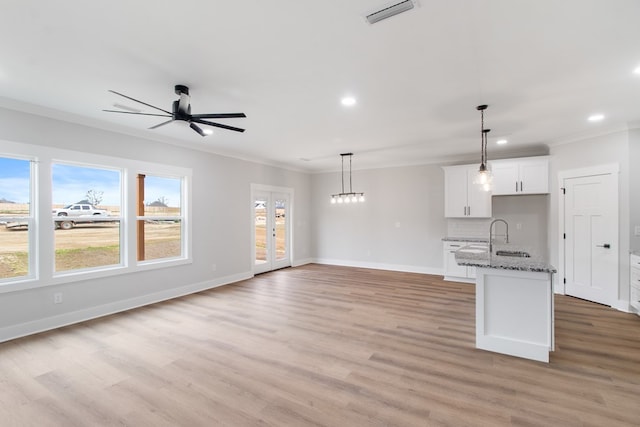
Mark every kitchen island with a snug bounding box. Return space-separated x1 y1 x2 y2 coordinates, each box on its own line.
456 246 557 363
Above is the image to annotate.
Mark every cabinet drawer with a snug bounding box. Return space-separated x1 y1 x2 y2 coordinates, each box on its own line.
631 283 640 311
444 242 465 251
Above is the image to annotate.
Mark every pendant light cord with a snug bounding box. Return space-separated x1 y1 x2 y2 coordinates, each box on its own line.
341 154 345 194
480 108 486 166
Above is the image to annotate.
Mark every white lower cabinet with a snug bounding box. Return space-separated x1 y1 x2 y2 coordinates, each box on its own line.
443 241 477 283
630 254 640 313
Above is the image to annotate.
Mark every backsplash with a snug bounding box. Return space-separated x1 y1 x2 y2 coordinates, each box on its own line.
446 195 549 260
447 218 492 238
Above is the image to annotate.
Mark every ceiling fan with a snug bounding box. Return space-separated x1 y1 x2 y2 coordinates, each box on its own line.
104 85 246 136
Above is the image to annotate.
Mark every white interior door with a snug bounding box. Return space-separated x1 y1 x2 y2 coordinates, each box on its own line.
564 173 618 306
253 190 291 274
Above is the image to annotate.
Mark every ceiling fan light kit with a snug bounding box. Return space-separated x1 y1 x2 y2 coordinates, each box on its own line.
330 153 365 204
104 85 246 136
473 104 493 192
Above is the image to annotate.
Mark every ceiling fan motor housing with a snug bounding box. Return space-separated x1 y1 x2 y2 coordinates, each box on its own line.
172 100 191 120
174 85 189 96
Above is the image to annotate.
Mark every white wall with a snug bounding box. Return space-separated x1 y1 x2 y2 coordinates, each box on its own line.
629 127 640 253
549 130 630 307
0 106 312 341
311 164 447 274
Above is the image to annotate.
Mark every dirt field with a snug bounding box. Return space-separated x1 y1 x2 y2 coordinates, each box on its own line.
0 222 181 278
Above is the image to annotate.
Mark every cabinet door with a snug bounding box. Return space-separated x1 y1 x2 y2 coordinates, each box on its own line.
519 158 549 194
466 168 492 217
444 167 470 217
490 161 519 195
443 247 468 277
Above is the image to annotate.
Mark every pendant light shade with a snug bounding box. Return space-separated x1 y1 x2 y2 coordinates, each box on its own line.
473 105 493 192
330 153 365 204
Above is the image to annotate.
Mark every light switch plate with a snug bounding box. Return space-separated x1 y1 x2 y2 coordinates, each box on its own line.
635 226 640 236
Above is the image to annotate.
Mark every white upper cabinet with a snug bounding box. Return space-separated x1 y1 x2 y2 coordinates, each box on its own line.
443 164 492 218
490 156 549 195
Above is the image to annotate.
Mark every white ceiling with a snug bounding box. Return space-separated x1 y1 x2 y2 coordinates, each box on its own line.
1 0 640 172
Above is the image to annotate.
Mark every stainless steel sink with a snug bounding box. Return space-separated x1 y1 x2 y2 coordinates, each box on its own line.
495 250 531 258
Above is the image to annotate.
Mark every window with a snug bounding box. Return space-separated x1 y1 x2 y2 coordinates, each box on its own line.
52 163 122 273
0 156 33 281
0 144 191 289
136 174 184 262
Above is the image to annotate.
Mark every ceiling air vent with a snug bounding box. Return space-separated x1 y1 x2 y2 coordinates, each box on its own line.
366 0 416 24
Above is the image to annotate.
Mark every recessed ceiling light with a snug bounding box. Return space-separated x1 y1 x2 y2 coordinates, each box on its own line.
633 65 640 75
588 114 604 122
341 96 356 107
496 139 508 145
203 129 213 135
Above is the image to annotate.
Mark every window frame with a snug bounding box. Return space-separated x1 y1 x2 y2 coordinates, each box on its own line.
0 142 192 293
0 154 37 285
135 172 187 265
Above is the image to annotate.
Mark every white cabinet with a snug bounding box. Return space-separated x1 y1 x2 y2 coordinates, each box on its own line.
490 156 549 195
443 164 492 218
630 254 640 312
443 241 478 283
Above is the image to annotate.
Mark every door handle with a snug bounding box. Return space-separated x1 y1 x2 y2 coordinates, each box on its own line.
596 244 611 249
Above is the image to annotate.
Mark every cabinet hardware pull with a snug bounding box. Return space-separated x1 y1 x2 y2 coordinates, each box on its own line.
520 181 523 192
515 182 518 192
596 244 611 248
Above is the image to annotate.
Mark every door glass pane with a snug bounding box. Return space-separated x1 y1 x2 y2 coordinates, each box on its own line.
275 198 286 261
254 198 268 265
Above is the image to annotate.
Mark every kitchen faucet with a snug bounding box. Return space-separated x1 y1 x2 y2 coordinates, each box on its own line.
489 219 509 254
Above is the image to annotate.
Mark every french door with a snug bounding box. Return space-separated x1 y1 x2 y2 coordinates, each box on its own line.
563 171 618 306
253 187 291 274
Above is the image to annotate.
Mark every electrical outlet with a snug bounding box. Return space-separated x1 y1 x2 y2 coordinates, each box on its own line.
635 226 640 237
211 264 217 272
516 223 522 230
53 293 63 304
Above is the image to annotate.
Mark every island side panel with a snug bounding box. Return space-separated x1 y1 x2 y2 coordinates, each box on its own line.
476 267 554 363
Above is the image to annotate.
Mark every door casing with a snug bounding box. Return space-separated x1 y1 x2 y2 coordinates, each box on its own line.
557 163 619 305
251 184 293 274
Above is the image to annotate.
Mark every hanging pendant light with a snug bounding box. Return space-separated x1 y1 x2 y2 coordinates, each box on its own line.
330 153 365 204
473 104 493 192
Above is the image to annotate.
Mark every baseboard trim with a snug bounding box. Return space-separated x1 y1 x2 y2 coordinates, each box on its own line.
0 271 253 344
292 257 313 267
313 258 443 276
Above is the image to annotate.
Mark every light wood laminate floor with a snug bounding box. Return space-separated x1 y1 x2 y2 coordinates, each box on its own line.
1 264 639 426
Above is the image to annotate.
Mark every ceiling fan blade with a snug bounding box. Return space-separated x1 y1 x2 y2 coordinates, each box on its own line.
191 118 245 133
190 112 246 119
103 109 171 118
149 119 174 129
189 122 206 137
108 90 172 115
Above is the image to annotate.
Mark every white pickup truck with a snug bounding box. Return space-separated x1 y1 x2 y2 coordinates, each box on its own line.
6 204 114 230
52 203 110 217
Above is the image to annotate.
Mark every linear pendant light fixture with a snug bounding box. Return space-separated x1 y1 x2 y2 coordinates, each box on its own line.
473 104 493 192
366 0 416 24
330 153 365 204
